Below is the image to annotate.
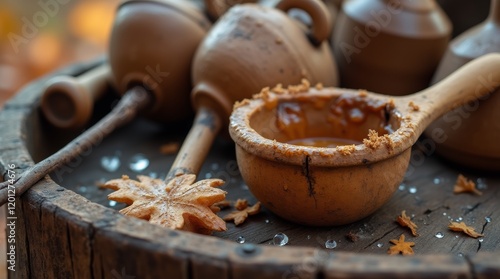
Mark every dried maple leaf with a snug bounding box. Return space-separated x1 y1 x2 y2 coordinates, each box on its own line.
103 174 227 234
448 221 484 238
397 210 419 236
454 174 482 195
223 202 261 226
388 234 415 255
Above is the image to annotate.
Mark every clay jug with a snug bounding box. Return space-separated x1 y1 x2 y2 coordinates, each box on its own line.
332 0 452 95
425 0 500 171
108 0 211 124
191 0 339 128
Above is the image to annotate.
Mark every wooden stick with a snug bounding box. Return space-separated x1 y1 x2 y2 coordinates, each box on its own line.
0 86 152 205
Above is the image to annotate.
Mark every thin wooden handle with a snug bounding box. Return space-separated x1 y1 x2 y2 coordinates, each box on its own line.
0 87 151 206
40 64 113 129
397 53 500 135
166 107 222 181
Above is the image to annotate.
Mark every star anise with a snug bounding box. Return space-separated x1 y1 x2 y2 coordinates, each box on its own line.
223 202 261 226
454 174 482 195
397 210 419 236
388 234 415 256
448 221 484 238
103 174 227 234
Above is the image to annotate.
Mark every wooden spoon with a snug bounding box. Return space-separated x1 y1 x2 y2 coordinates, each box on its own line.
40 64 113 129
229 53 500 226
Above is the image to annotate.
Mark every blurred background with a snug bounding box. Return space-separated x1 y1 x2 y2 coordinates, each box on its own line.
0 0 119 107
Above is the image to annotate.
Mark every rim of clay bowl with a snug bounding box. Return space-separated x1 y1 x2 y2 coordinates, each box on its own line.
229 86 418 167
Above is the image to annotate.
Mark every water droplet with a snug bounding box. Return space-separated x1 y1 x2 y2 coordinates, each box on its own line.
306 235 311 240
109 200 117 207
265 219 270 224
455 235 459 238
204 172 213 179
241 183 249 190
455 217 463 222
458 252 464 257
325 239 337 249
211 163 219 170
478 238 484 243
433 177 442 185
148 172 158 179
435 232 444 239
237 236 246 244
273 233 289 246
485 216 492 223
476 178 488 190
376 243 384 248
443 212 447 216
128 154 149 172
398 184 406 191
408 186 417 194
101 155 121 172
78 186 87 193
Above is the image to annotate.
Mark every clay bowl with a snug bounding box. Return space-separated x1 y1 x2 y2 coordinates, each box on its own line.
229 53 500 226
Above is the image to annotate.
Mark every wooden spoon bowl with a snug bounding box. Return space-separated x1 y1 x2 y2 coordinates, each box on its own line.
229 53 500 226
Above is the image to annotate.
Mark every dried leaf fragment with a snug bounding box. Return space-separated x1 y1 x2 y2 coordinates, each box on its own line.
397 210 419 236
388 234 415 256
454 174 482 195
448 221 484 238
103 174 227 234
223 202 261 226
234 198 248 210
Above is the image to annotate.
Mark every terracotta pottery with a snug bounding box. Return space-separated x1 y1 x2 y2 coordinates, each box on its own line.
167 0 338 180
109 0 211 124
230 54 500 226
203 0 258 21
0 0 212 205
425 0 500 171
40 64 113 129
332 0 452 95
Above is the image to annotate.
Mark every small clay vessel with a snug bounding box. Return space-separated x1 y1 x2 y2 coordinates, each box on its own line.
167 0 338 179
332 0 452 95
426 0 500 170
40 64 113 129
230 54 500 226
109 0 211 124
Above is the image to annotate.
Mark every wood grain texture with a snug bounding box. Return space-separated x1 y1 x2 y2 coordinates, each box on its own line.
1 61 499 278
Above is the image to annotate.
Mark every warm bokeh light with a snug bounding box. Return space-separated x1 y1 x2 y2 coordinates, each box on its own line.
0 0 119 106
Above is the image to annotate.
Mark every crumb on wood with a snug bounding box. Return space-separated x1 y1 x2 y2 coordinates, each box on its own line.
337 144 356 155
160 142 180 155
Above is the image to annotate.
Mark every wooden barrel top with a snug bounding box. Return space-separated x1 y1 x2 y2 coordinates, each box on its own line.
1 61 499 278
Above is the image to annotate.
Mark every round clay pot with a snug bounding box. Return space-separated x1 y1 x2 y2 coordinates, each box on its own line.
229 54 500 226
108 0 211 124
425 0 500 171
332 0 452 95
191 0 338 129
167 0 339 180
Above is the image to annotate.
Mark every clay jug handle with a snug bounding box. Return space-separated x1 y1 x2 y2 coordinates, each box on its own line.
276 0 331 45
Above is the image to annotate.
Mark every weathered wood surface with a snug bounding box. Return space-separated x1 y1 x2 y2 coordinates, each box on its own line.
1 63 499 279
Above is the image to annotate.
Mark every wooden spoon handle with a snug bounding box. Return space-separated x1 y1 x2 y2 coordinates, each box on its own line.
0 87 151 206
40 64 113 129
397 53 500 136
166 107 222 181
